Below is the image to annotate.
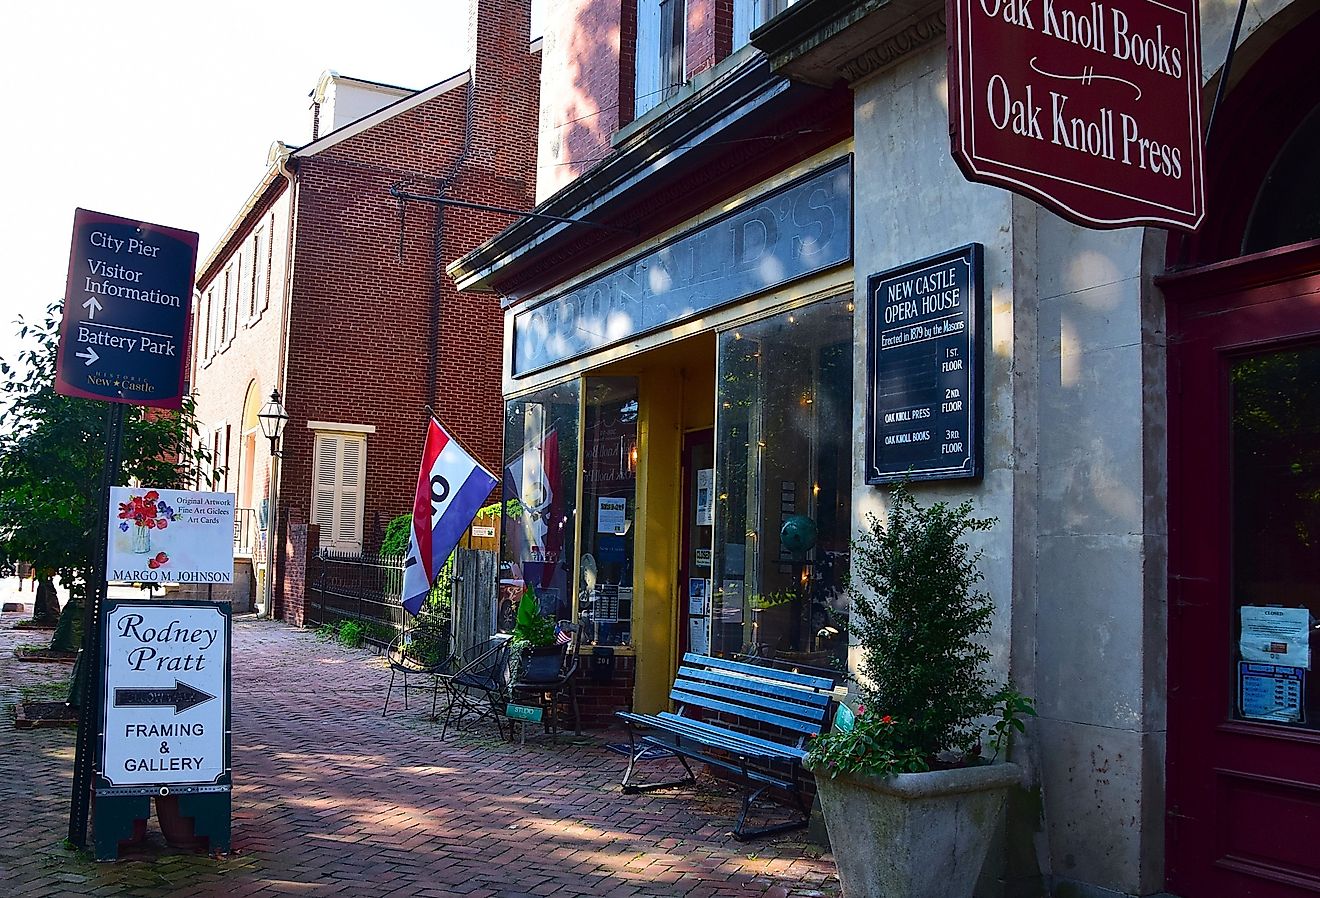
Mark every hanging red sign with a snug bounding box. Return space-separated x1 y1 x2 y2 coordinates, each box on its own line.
949 0 1205 231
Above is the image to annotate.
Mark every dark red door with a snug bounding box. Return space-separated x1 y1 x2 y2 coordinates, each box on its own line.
1166 241 1320 897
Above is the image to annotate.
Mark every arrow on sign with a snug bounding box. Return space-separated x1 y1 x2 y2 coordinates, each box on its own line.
76 347 99 366
113 680 216 715
82 296 103 320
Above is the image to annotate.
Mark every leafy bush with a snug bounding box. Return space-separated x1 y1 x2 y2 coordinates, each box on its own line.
511 585 555 647
807 483 1033 779
380 514 412 557
337 621 364 649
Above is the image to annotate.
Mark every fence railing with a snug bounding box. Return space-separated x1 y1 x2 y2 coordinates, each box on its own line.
305 547 500 653
306 549 407 647
234 507 260 557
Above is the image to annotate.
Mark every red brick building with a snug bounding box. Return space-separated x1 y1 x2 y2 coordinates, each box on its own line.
190 0 539 621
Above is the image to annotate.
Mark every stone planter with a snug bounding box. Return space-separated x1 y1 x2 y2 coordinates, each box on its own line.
811 761 1021 898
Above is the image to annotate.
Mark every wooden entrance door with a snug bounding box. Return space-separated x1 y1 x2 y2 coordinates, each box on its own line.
1166 240 1320 897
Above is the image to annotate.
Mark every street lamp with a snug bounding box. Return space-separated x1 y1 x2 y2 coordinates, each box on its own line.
257 390 289 456
256 390 288 618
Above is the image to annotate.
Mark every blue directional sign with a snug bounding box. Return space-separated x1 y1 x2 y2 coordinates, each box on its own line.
55 209 198 409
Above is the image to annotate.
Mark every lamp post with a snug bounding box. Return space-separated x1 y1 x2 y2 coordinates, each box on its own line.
257 390 289 619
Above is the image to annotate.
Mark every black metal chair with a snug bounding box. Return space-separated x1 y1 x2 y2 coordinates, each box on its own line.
383 622 453 718
509 621 582 742
439 636 515 739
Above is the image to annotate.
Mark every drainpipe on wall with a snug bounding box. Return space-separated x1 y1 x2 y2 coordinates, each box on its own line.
263 145 298 621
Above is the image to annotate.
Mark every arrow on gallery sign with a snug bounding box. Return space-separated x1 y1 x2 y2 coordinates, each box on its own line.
82 296 103 320
113 680 216 715
75 347 99 366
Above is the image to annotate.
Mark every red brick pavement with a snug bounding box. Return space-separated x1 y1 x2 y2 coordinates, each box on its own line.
0 607 838 898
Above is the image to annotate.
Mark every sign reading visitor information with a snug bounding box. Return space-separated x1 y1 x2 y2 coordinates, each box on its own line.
99 601 230 791
513 157 853 375
55 209 199 409
866 245 983 484
106 488 236 584
948 0 1204 231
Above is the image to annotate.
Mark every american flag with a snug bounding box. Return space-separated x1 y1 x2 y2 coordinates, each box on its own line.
555 625 573 646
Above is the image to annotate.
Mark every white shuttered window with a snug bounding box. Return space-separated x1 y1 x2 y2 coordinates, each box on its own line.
311 432 366 550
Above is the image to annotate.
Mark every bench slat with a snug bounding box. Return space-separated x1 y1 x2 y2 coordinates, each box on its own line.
676 665 831 710
670 688 824 735
672 676 829 724
683 652 835 691
654 712 807 759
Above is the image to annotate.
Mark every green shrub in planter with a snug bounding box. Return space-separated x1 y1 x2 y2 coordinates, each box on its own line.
808 482 1033 777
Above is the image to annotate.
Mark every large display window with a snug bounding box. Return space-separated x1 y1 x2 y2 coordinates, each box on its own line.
578 377 639 646
502 380 580 625
710 297 853 671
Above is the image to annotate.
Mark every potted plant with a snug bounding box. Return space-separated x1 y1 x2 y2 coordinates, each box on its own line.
806 484 1034 898
510 585 561 683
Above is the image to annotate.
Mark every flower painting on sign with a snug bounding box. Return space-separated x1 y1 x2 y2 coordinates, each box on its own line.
107 487 235 584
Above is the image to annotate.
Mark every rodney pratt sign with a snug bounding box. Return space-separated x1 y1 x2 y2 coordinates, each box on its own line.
100 602 229 790
949 0 1204 230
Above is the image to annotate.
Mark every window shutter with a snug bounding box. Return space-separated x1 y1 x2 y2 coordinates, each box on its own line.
311 432 366 550
635 0 662 116
313 434 340 537
337 436 365 548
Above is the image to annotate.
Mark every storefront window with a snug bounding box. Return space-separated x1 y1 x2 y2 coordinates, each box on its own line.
578 377 639 646
711 297 853 671
502 381 580 626
1231 347 1320 729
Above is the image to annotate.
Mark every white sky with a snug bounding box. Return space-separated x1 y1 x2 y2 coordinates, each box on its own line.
0 0 527 369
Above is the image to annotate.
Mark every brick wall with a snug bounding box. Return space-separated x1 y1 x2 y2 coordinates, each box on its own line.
536 0 743 200
575 652 636 730
190 1 539 624
281 521 319 627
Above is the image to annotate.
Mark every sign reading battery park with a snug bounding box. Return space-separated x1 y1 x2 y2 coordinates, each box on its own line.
949 0 1205 231
55 208 198 409
866 245 983 484
106 488 235 584
513 157 852 375
100 602 229 790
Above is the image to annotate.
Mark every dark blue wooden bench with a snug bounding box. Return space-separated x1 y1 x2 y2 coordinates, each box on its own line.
615 653 836 840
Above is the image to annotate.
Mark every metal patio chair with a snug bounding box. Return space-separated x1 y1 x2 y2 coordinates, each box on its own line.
382 621 454 718
438 636 514 740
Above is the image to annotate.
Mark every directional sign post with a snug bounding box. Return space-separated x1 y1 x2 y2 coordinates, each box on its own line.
55 208 198 409
95 601 231 860
57 208 201 851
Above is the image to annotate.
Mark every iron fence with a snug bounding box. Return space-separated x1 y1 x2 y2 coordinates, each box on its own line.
234 507 260 557
306 549 407 647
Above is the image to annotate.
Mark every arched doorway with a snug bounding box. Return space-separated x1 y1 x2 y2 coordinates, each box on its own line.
1164 8 1320 896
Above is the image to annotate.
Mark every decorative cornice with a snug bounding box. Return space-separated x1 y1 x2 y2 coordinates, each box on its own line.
839 8 946 84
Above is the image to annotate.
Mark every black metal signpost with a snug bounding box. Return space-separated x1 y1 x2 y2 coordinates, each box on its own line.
865 244 984 484
55 209 199 852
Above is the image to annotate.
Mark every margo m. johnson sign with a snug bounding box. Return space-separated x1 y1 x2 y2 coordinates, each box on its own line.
949 0 1205 231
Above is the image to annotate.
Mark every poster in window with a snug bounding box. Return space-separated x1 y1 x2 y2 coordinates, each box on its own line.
1239 662 1305 723
696 468 714 527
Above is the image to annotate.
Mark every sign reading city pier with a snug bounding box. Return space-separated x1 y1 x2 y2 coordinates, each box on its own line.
949 0 1205 231
55 208 198 409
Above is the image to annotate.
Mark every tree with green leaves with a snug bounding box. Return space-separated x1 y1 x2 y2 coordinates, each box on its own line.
0 302 211 647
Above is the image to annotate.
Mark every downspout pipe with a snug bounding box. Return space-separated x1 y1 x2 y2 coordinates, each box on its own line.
265 145 298 621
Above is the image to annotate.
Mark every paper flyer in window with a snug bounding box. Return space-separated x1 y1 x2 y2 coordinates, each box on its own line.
695 469 714 526
1240 606 1312 670
1238 662 1305 723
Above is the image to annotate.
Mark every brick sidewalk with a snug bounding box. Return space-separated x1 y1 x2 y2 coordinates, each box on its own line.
0 608 837 898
